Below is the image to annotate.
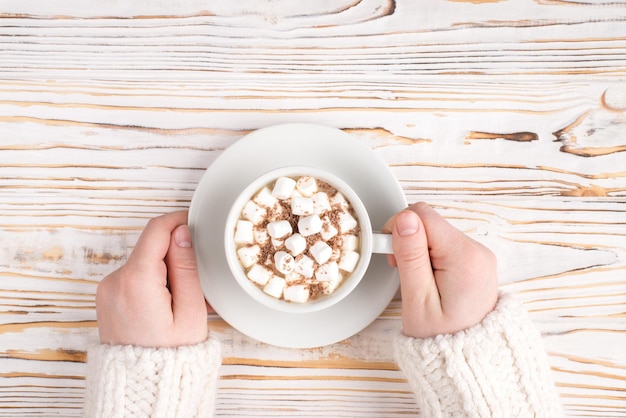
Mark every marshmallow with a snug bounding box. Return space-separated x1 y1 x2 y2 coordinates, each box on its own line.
321 278 341 295
263 276 286 298
237 245 260 268
338 211 358 233
253 187 278 208
234 220 254 244
272 176 296 200
296 176 317 197
343 234 359 251
267 203 287 222
271 238 284 249
267 220 292 239
315 261 340 283
291 189 302 199
312 192 331 215
298 214 322 237
320 216 338 241
253 227 269 245
339 250 360 273
291 195 314 216
284 272 303 284
274 251 295 275
284 284 310 303
310 240 332 265
242 201 266 225
331 192 349 209
294 255 315 278
247 264 273 286
285 233 306 256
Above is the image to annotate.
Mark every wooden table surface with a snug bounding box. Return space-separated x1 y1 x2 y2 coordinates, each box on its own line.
1 1 625 416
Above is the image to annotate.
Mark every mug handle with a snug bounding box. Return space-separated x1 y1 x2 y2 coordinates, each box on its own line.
372 233 394 254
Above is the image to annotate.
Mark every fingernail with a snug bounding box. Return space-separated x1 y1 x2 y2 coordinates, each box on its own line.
174 225 192 248
396 211 419 236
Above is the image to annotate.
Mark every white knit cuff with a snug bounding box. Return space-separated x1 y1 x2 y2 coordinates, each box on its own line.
85 335 221 418
394 292 562 418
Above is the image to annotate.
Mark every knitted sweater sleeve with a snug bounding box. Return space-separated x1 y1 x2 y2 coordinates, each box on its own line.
394 292 563 418
84 335 221 418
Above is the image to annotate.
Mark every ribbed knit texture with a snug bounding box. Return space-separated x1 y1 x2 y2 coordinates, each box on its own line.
84 336 221 418
394 292 563 418
84 294 562 417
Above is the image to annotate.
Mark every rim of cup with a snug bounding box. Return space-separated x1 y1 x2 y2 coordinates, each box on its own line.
224 166 374 314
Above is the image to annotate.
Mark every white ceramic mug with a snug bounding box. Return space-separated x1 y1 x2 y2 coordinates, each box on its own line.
224 166 393 313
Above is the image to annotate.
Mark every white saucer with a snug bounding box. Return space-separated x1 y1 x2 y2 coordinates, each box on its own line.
188 123 407 348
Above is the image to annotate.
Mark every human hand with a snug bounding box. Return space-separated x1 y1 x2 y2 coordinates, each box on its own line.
96 211 208 347
383 202 498 339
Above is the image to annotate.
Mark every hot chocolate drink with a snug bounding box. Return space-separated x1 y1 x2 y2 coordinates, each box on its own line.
233 175 361 303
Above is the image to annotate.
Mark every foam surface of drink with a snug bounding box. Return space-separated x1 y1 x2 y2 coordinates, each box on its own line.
234 175 361 303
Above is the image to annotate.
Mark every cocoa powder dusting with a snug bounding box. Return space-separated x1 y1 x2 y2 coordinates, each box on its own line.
305 233 321 247
259 242 275 267
328 208 342 230
326 235 342 250
317 181 336 195
308 282 325 299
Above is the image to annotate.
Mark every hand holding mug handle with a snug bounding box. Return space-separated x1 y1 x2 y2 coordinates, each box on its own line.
383 203 498 338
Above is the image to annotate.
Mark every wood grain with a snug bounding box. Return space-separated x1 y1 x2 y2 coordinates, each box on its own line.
1 1 625 416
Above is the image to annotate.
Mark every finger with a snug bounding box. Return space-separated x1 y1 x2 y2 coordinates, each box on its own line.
165 224 207 327
392 209 443 336
408 203 470 270
129 211 189 265
381 213 395 234
391 209 438 298
206 299 215 314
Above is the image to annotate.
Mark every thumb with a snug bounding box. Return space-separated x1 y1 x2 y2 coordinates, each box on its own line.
165 225 206 323
392 210 439 303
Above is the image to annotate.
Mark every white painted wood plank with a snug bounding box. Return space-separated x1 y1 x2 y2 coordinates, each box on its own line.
1 1 625 416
